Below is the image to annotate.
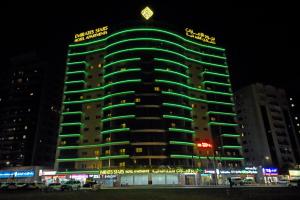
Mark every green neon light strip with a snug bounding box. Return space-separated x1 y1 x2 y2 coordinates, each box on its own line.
68 37 226 59
102 103 135 111
170 154 244 161
62 111 83 115
169 141 195 146
154 58 189 69
99 155 130 160
208 122 239 126
207 111 237 116
163 114 192 122
168 128 195 135
104 48 227 68
222 145 242 149
162 103 192 111
103 58 141 69
69 28 225 51
60 122 83 127
58 141 130 150
63 91 134 105
202 81 231 87
103 68 141 79
201 71 229 77
66 70 87 75
58 134 81 138
156 79 232 96
221 134 240 138
56 171 99 174
162 91 234 106
101 115 135 122
65 80 86 85
64 79 141 94
57 157 98 162
66 61 89 67
101 128 130 135
154 68 189 79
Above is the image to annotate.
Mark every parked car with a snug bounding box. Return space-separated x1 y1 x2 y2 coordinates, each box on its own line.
61 180 81 191
277 179 290 186
241 178 255 185
231 177 243 185
0 183 9 190
46 183 62 191
289 179 300 188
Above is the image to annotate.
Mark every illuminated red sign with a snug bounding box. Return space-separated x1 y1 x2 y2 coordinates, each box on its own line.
197 142 212 148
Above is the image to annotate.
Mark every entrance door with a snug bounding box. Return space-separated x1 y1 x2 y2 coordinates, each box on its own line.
185 175 195 185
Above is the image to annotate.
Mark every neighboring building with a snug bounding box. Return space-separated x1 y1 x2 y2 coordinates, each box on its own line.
55 19 242 185
0 52 63 168
235 83 300 171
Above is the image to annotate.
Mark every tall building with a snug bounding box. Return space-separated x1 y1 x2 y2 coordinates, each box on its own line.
0 52 62 168
235 83 300 170
55 17 242 184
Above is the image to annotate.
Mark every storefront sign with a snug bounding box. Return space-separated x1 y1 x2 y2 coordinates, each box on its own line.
263 168 278 176
74 26 108 43
99 168 198 175
203 168 257 175
185 28 216 44
0 170 35 179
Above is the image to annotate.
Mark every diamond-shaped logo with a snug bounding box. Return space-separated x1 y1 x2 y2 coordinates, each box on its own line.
141 6 153 20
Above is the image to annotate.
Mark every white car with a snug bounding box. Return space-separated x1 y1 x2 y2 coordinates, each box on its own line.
61 180 81 191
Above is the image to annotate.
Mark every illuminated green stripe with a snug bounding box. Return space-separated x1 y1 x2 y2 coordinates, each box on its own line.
207 111 237 116
103 68 141 79
57 171 99 174
103 58 141 69
170 154 244 161
60 122 83 127
69 37 225 59
221 134 241 138
156 79 232 96
201 71 229 77
154 58 189 69
58 141 130 149
208 122 239 126
162 91 234 106
162 103 192 111
65 79 141 94
65 80 86 85
62 111 83 115
101 115 135 122
101 128 130 135
66 70 87 75
57 157 98 162
202 81 231 87
99 155 130 160
63 91 134 105
169 141 195 146
154 68 189 79
163 115 192 122
66 61 89 67
102 103 135 111
58 134 81 138
104 48 227 68
168 128 195 135
69 28 225 51
222 145 242 149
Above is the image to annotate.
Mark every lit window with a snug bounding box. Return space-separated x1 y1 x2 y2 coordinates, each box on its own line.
136 148 143 153
171 123 176 127
120 149 126 154
135 98 141 103
98 64 102 68
121 100 126 103
121 123 126 128
24 126 28 130
119 162 125 167
191 104 195 108
90 66 94 70
121 68 126 71
97 83 101 87
94 150 100 156
297 124 300 127
290 98 293 101
106 137 111 142
295 117 298 120
23 135 26 139
30 93 34 96
105 150 110 155
107 113 112 117
291 104 295 107
210 117 216 121
154 87 160 91
87 105 92 109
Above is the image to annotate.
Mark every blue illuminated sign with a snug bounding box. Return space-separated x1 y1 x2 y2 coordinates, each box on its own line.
262 168 278 175
0 170 35 179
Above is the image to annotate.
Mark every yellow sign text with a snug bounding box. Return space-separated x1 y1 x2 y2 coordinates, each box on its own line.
74 26 108 43
185 28 216 44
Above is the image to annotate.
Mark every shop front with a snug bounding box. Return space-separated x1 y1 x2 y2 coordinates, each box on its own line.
0 166 42 183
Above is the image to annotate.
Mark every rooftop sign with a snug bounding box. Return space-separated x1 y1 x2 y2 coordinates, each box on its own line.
74 26 108 43
185 28 216 44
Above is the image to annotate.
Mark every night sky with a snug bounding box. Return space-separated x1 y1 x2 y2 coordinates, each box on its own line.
1 1 298 104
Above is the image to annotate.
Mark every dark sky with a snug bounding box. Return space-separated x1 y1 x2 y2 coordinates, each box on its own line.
1 1 299 101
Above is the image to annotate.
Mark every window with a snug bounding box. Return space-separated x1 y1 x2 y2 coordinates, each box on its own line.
121 123 126 128
171 123 176 127
120 149 126 154
119 162 125 167
86 105 92 109
136 148 143 153
98 64 102 68
154 87 160 91
94 150 99 156
105 150 110 155
135 98 141 103
121 100 126 103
